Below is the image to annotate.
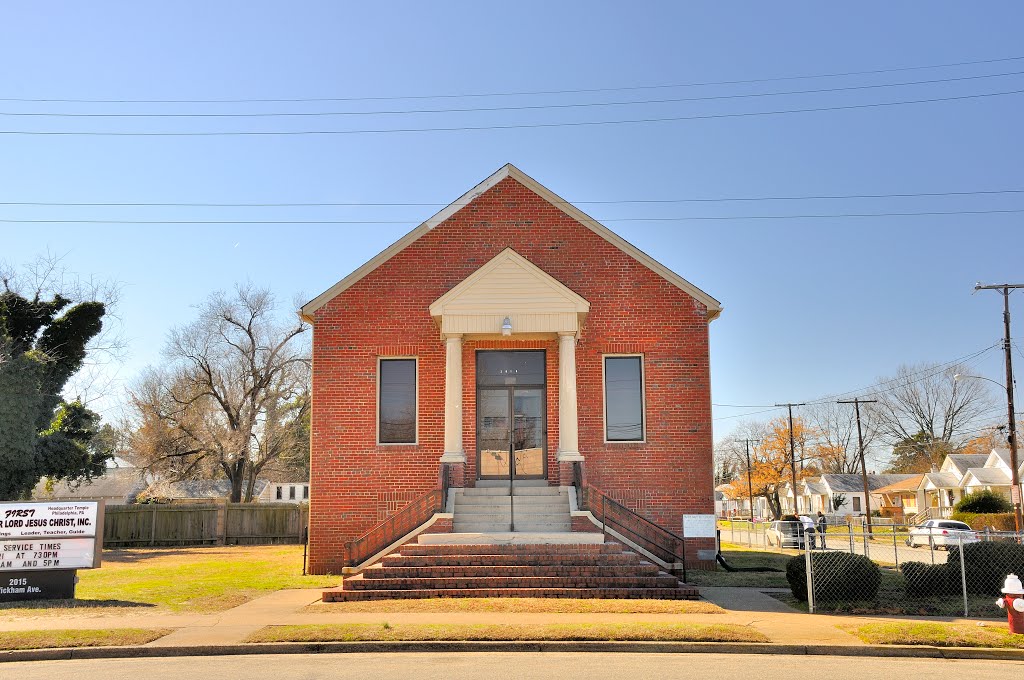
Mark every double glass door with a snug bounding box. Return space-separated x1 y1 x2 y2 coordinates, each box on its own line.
476 351 546 480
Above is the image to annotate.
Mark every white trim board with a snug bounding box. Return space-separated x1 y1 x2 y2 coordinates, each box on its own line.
300 164 722 322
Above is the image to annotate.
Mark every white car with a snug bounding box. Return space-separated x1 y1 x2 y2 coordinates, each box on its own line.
905 519 980 550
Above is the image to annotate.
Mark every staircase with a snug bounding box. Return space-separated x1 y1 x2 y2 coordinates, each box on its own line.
323 482 698 602
324 540 697 601
452 483 571 533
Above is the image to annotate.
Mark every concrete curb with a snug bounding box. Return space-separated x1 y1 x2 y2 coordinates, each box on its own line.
4 640 1024 663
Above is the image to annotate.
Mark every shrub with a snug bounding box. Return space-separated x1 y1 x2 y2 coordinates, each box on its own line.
946 541 1024 596
786 552 881 602
950 512 1016 531
900 561 954 598
954 489 1012 514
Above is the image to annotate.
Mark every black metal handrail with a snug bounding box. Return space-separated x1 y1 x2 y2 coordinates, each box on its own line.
582 484 688 582
344 488 443 567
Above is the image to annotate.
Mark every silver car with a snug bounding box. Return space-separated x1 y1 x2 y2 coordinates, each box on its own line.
905 519 980 550
765 520 806 549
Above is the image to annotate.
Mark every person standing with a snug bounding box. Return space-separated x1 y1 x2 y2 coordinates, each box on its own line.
798 514 816 550
816 511 828 549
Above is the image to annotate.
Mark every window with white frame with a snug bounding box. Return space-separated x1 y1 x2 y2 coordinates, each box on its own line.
604 355 645 442
378 358 417 444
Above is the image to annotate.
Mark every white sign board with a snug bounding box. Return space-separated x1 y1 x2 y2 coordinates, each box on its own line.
683 514 717 538
0 502 99 539
0 537 97 571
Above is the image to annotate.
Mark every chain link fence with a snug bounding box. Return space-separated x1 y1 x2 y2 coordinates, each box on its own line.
770 522 1024 617
718 519 1024 617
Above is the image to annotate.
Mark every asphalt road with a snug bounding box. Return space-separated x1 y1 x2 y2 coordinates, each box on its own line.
722 525 952 565
4 652 1021 679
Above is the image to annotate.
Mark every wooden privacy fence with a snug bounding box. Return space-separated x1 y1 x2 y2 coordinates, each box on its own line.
103 503 309 547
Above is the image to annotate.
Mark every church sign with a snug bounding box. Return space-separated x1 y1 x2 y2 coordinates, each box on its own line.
0 501 103 602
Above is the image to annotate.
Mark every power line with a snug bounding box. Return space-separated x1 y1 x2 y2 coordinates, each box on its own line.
5 188 1023 208
1 87 1020 136
7 70 1022 118
5 54 1022 103
712 343 1000 421
4 209 1021 224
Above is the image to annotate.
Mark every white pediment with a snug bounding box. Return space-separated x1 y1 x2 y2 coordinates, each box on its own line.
429 248 589 336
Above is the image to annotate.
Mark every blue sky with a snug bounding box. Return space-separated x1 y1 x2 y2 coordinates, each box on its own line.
2 2 1022 443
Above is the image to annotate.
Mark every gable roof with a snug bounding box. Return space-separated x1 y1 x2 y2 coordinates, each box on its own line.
300 164 722 322
33 467 148 503
873 474 924 494
943 454 988 476
430 248 590 317
821 473 918 493
146 479 270 500
962 467 1011 486
920 472 960 490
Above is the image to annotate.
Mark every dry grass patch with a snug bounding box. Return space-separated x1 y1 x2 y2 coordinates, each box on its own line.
852 622 1024 648
0 545 338 617
306 598 723 614
0 628 172 651
247 622 767 643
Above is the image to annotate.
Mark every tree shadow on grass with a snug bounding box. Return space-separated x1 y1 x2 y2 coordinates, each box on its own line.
0 598 157 612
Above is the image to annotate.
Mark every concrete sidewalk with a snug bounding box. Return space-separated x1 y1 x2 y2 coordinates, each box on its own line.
0 585 983 650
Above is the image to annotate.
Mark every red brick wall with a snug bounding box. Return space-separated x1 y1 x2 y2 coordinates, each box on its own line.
308 176 713 574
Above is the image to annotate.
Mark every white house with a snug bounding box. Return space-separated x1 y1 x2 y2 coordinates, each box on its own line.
259 482 310 504
915 448 1022 520
781 474 918 518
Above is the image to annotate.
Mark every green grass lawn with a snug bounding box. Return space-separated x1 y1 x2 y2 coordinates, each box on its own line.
851 621 1024 648
0 545 339 616
246 622 769 644
0 628 172 651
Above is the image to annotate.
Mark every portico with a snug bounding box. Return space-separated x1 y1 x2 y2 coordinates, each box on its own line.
429 248 589 481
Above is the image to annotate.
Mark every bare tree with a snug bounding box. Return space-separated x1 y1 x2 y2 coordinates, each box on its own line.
806 400 880 474
128 285 309 502
872 362 996 471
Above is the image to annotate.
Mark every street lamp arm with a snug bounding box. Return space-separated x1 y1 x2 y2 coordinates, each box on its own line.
953 373 1006 389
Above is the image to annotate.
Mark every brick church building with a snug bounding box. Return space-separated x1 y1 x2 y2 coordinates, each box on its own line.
301 165 721 579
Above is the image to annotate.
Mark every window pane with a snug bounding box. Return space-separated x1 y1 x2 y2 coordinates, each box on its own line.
605 357 643 441
379 359 416 443
477 351 545 386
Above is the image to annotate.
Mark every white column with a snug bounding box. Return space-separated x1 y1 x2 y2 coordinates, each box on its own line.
558 331 583 461
440 334 465 463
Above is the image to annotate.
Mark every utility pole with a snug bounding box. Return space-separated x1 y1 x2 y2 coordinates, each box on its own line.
975 283 1024 533
776 404 806 515
744 439 759 520
838 398 878 534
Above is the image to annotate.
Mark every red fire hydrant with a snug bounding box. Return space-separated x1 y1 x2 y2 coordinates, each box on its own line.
996 574 1024 634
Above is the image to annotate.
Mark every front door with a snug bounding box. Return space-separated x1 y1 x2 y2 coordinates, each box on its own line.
476 351 546 481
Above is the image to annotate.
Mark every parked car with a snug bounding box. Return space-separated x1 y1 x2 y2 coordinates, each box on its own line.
905 519 980 550
765 519 805 548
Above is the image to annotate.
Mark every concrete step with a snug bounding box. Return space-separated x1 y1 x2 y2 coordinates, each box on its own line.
363 564 662 579
454 495 569 506
452 507 573 518
343 574 681 591
453 523 572 533
411 535 610 549
381 553 643 568
460 487 565 497
324 586 699 602
474 479 550 488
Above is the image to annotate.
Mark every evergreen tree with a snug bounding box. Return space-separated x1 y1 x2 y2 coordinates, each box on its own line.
0 290 111 500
